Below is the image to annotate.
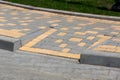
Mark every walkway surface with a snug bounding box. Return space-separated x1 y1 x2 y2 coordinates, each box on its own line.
0 4 120 59
0 49 120 80
0 3 120 80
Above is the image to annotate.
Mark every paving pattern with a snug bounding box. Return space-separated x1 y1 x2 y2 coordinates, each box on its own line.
0 4 120 59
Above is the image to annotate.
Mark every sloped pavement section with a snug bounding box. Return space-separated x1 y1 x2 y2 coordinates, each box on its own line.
0 49 120 80
0 3 120 67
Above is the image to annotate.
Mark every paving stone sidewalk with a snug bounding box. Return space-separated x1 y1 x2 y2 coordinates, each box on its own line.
0 3 120 80
0 3 120 67
0 3 120 59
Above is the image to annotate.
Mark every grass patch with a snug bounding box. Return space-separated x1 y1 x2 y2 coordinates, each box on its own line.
4 0 120 16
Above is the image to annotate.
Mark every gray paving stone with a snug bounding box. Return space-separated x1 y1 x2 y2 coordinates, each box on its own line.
0 49 119 80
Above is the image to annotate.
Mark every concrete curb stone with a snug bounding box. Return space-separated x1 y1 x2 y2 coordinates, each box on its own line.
0 36 21 51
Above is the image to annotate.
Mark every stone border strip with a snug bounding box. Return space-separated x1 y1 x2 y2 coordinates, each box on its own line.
80 50 120 68
0 36 21 51
80 54 120 68
0 0 120 21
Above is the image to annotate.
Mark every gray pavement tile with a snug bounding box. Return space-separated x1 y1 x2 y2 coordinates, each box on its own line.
0 49 119 80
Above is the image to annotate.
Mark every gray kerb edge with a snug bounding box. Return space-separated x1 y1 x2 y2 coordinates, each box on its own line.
80 54 120 68
0 36 21 51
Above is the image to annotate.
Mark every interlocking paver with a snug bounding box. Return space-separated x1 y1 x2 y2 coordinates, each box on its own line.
0 3 120 59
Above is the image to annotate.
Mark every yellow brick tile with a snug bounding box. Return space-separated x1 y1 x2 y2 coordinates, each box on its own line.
87 22 96 25
60 27 68 30
39 26 47 29
86 31 98 34
73 27 81 30
111 32 119 35
74 32 86 35
97 35 105 38
6 23 16 26
93 28 105 30
50 24 59 27
67 19 74 22
78 24 87 26
0 24 4 26
112 26 120 30
115 47 120 53
59 44 67 48
0 29 25 38
24 41 38 47
11 12 18 15
94 45 116 52
57 32 66 36
55 39 63 43
62 48 70 52
112 38 120 42
87 36 95 40
78 42 86 47
22 29 30 31
10 29 21 32
69 38 82 42
48 20 61 23
20 23 28 26
20 47 80 59
0 19 7 22
0 17 4 19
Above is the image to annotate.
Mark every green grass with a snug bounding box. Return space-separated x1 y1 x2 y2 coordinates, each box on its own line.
5 0 120 16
